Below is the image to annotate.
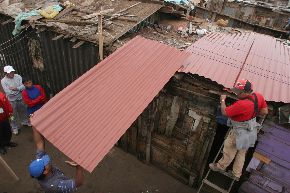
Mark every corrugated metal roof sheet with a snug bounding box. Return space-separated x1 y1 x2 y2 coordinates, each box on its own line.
239 122 290 192
256 123 290 169
30 36 188 172
181 32 290 103
239 34 290 103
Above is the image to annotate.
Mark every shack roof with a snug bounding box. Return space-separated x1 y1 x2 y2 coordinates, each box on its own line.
30 36 188 172
0 0 162 44
181 32 290 103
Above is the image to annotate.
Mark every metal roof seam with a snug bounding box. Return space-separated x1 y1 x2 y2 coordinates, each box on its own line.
182 32 290 102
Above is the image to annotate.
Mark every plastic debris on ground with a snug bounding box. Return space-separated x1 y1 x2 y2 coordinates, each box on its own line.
12 4 63 35
216 19 229 27
13 10 40 35
196 28 208 36
39 5 63 19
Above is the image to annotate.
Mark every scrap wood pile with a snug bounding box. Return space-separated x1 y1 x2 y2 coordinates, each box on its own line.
0 0 162 45
111 16 245 53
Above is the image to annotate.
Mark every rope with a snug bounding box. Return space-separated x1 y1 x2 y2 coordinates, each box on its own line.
0 28 27 47
0 31 33 52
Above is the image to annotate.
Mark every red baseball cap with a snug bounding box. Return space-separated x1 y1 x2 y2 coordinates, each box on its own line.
231 79 253 94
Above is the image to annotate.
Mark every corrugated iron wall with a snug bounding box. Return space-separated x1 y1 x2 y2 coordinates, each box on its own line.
120 74 220 186
0 16 33 80
38 31 99 94
0 12 158 95
0 14 99 95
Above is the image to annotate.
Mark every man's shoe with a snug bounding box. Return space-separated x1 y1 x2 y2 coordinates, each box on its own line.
228 170 240 181
209 163 225 173
6 142 18 148
0 147 7 155
12 129 19 135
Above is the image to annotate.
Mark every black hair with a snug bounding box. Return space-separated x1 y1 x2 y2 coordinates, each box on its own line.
30 168 46 180
36 173 46 180
244 80 253 93
22 77 32 84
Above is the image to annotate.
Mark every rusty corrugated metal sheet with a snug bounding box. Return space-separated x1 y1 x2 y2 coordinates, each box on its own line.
0 21 33 80
30 36 188 172
38 30 99 94
181 32 290 102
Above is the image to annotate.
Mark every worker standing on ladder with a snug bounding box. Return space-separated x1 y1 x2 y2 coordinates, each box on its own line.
209 79 268 181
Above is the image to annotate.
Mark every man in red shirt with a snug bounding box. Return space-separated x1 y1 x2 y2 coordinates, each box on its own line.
0 91 17 154
21 77 46 116
209 79 268 180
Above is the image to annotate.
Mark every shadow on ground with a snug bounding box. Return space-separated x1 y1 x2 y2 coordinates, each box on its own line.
0 126 196 193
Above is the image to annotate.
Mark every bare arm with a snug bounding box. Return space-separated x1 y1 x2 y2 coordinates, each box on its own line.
32 126 45 152
220 95 227 116
259 107 268 117
66 161 84 187
75 165 84 187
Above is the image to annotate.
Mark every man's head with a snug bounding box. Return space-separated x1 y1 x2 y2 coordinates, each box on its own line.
4 65 15 78
231 79 253 99
22 77 33 89
29 155 51 180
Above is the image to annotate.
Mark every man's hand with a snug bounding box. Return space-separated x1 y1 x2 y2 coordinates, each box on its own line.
9 87 18 91
220 95 227 116
65 160 78 167
220 95 227 101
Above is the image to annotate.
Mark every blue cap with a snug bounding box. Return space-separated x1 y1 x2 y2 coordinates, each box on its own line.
29 155 50 177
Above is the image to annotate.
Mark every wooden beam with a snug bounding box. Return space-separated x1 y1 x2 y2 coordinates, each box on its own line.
98 7 104 60
36 27 46 33
139 0 164 5
1 19 13 26
116 17 138 22
70 37 77 42
73 41 85 49
45 19 98 26
82 9 114 20
54 6 75 20
171 85 218 101
0 156 19 181
52 34 64 40
63 34 71 39
253 152 271 164
116 2 141 14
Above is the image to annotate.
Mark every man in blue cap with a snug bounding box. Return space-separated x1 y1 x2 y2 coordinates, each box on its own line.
29 128 84 193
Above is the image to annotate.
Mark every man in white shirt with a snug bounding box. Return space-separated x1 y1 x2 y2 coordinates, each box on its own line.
1 65 30 135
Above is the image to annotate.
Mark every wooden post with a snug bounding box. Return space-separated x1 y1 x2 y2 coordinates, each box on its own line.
145 100 158 164
98 7 104 61
0 156 19 181
145 131 152 164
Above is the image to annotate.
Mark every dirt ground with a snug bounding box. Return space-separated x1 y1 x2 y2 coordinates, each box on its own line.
0 126 196 193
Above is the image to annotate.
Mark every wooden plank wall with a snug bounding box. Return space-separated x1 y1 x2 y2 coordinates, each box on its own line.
119 74 224 187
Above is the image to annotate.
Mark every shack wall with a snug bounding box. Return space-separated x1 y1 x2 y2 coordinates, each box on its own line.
120 74 222 186
0 15 99 95
0 11 159 95
195 6 287 37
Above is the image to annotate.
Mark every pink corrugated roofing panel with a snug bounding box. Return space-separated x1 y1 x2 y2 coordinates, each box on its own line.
181 32 290 103
181 32 255 88
30 36 188 172
239 34 290 102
